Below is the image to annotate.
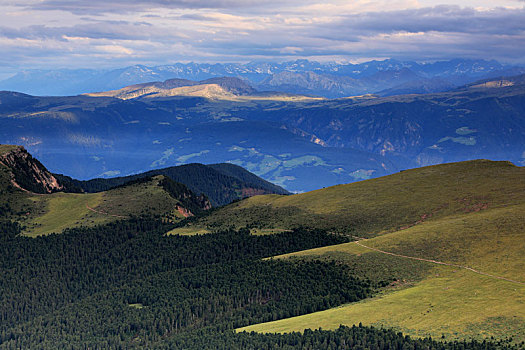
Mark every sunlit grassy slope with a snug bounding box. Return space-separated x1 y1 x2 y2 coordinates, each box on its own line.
239 202 525 341
181 160 525 237
21 176 185 237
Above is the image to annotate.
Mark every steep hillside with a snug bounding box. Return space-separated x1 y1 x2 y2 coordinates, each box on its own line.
55 162 290 207
207 163 288 196
178 160 525 236
255 77 525 168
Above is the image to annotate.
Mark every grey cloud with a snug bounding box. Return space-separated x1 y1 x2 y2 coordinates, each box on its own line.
1 3 524 71
0 21 174 41
330 6 525 37
33 0 310 14
177 14 220 21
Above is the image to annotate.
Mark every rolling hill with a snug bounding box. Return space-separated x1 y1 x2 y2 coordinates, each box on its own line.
1 144 523 347
219 159 525 341
85 77 259 101
239 203 525 341
178 159 525 236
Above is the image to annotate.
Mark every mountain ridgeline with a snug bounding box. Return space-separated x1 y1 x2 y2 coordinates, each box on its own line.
1 73 525 192
2 58 524 97
85 76 258 100
0 146 291 238
55 162 289 207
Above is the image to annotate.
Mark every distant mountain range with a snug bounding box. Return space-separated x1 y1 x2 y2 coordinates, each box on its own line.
1 58 524 98
1 73 524 193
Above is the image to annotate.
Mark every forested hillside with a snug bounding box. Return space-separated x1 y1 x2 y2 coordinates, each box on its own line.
0 218 519 349
0 146 213 236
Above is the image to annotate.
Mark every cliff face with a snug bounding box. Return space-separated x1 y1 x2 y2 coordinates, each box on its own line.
0 146 63 194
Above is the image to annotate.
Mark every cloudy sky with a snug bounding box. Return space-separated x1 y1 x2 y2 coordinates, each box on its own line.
0 0 524 78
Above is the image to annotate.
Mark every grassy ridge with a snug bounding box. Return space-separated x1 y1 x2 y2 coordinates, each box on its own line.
179 160 525 236
23 192 107 237
20 176 187 237
238 203 525 341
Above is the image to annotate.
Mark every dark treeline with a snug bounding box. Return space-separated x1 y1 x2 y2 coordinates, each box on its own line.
0 218 519 349
166 325 521 350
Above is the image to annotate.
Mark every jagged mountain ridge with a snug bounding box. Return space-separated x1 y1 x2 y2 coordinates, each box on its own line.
1 58 523 97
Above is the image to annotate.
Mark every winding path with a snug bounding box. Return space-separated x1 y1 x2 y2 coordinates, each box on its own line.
86 203 128 219
354 240 525 286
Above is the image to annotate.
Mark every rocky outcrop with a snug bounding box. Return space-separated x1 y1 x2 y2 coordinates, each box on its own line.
0 145 63 194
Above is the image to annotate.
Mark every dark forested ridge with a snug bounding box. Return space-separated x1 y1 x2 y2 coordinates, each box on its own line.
55 162 289 206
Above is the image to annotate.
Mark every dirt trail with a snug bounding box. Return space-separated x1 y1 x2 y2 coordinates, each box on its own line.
86 204 128 219
354 240 525 286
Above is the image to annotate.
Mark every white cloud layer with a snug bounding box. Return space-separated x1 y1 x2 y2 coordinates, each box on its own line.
0 0 524 75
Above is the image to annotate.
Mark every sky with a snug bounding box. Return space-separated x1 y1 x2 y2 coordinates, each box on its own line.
0 0 524 78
